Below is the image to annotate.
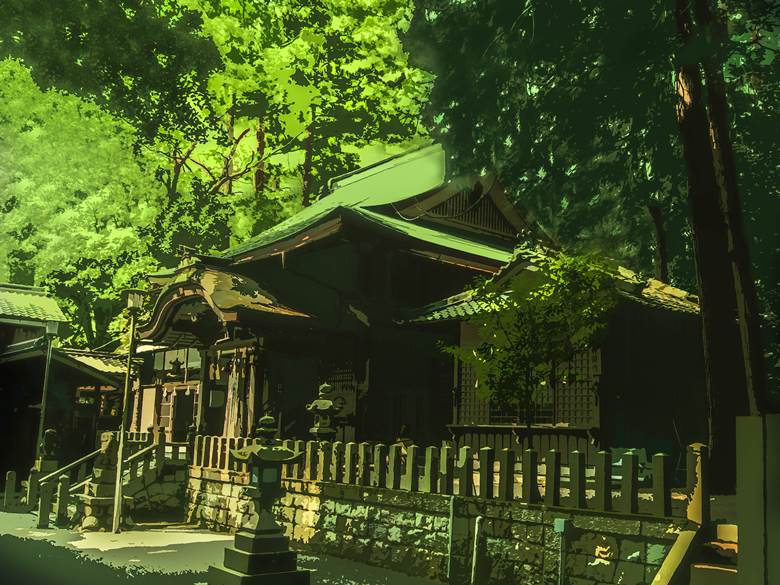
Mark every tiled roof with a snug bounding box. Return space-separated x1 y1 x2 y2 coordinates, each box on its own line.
0 283 67 324
402 254 699 324
63 349 127 375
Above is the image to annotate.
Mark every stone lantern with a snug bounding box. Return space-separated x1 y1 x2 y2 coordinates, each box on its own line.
208 415 309 585
305 382 341 441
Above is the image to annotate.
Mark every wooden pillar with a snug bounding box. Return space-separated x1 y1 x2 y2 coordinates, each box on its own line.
498 448 515 501
595 451 612 512
478 447 495 499
621 451 639 514
522 448 540 504
422 446 439 494
372 444 387 488
388 444 402 489
439 444 454 495
357 442 371 486
652 453 672 517
545 450 561 507
332 442 344 483
457 446 473 497
55 474 70 527
406 444 420 492
570 451 586 509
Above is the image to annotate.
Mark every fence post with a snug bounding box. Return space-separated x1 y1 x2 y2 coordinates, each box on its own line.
305 440 318 481
36 482 54 529
3 471 15 510
621 451 639 514
372 444 387 488
686 443 710 525
26 468 40 510
388 444 402 489
422 446 439 494
457 446 473 497
545 450 561 507
498 448 515 501
293 440 305 479
478 447 495 499
522 448 540 504
156 427 166 468
332 442 345 483
652 453 672 517
440 444 454 495
595 450 612 511
281 439 293 479
344 442 358 484
55 474 70 527
406 444 420 492
318 441 332 482
357 442 371 486
570 451 586 509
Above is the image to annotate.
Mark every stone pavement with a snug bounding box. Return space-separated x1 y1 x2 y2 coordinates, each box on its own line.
0 511 441 584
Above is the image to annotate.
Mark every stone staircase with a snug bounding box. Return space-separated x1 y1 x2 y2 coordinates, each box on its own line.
689 524 738 585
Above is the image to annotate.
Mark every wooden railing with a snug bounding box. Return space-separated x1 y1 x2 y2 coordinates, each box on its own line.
274 440 707 521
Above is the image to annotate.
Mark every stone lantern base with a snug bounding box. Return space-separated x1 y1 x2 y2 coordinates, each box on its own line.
208 529 310 585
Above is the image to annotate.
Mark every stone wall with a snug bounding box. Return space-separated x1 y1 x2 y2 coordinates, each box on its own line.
185 470 690 585
127 460 188 519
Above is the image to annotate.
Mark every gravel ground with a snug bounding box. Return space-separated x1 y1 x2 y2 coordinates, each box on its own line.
0 511 441 585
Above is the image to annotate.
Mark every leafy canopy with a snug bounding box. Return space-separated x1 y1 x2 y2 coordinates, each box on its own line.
450 252 617 416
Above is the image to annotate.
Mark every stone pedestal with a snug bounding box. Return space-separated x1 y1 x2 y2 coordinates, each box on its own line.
208 529 310 583
208 502 310 584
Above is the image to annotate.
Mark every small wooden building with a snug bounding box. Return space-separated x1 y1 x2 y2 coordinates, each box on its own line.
0 283 125 480
132 144 708 467
133 144 536 446
401 254 709 470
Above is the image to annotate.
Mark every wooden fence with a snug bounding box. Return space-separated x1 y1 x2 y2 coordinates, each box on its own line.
190 435 708 520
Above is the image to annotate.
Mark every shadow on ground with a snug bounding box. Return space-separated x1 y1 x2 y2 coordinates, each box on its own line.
0 534 204 585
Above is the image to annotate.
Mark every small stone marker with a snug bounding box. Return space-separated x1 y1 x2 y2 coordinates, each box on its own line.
522 448 540 504
439 445 454 495
3 470 15 510
570 451 586 509
37 481 54 529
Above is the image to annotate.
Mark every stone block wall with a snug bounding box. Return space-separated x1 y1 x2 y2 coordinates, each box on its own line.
185 470 689 585
126 461 188 518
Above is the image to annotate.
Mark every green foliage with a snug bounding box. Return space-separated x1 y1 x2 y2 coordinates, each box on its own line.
0 59 162 346
448 252 617 416
0 1 433 347
0 0 221 141
406 0 780 394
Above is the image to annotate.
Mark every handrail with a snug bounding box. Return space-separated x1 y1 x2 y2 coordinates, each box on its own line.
38 448 101 486
125 443 156 463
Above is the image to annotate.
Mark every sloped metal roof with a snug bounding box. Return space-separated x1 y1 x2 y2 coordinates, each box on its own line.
219 144 448 260
0 338 126 386
0 283 67 324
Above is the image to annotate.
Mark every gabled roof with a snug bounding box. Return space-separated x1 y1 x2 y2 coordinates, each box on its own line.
220 144 447 260
0 283 67 325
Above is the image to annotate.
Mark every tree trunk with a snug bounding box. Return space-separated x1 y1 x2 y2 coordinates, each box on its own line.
224 109 235 195
254 121 266 194
693 0 767 416
302 106 316 207
646 202 669 283
674 0 748 494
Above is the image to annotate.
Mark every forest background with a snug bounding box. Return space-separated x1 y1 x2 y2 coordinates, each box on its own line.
0 0 778 401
